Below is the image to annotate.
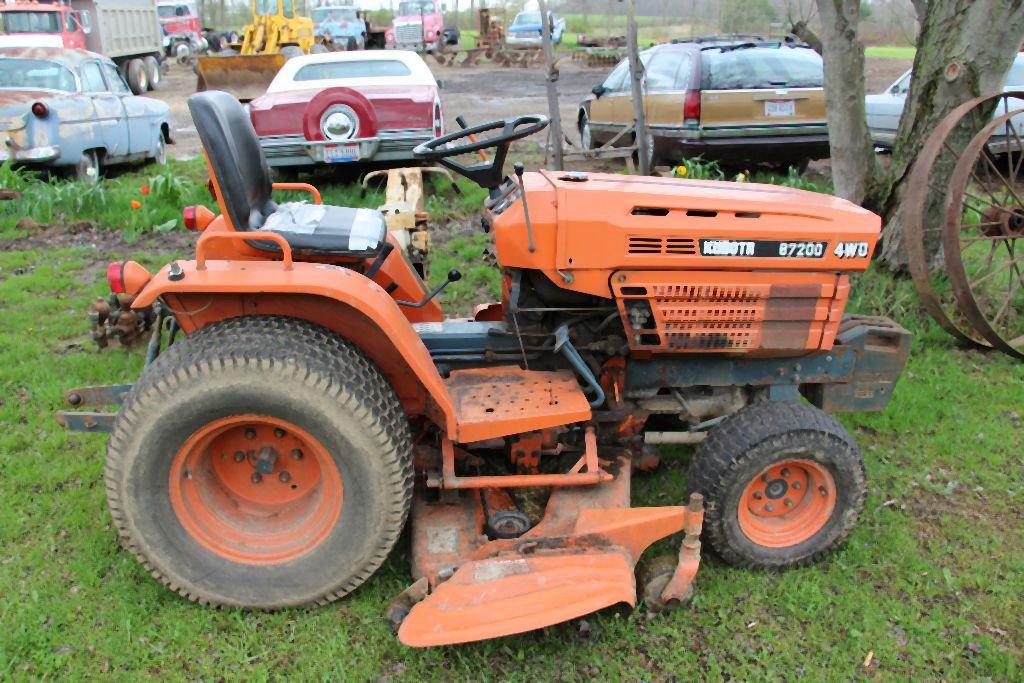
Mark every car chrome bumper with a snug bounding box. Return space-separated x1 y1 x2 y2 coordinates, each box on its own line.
0 145 60 163
505 34 542 46
258 130 433 167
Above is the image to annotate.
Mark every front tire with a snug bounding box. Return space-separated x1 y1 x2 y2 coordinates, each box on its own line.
105 316 413 608
686 401 866 569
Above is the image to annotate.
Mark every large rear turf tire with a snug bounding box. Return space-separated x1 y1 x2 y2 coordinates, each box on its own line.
105 316 413 608
686 401 866 569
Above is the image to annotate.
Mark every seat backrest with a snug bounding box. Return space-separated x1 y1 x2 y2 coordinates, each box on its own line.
188 90 276 232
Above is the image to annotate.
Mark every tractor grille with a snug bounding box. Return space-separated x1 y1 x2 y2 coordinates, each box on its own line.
613 271 849 354
627 236 697 255
394 22 423 43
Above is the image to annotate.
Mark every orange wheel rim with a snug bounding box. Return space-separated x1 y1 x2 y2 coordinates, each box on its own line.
169 415 342 565
737 459 835 548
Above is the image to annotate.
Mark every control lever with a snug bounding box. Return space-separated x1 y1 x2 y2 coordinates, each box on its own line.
395 269 462 308
513 162 536 253
455 115 490 162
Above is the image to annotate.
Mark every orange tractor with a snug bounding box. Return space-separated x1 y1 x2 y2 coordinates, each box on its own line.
58 92 910 647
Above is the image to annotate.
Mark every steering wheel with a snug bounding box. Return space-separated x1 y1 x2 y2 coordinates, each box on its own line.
413 115 549 190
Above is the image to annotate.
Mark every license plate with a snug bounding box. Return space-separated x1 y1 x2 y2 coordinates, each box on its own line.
764 99 796 117
324 143 360 163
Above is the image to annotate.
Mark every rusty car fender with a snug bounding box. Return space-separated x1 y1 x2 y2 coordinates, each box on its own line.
131 258 457 432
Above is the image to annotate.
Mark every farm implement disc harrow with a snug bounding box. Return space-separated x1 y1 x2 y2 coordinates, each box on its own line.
906 91 1024 360
431 47 544 69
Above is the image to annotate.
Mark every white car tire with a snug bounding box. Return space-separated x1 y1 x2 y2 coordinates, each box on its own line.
144 56 161 90
154 136 167 165
75 150 101 184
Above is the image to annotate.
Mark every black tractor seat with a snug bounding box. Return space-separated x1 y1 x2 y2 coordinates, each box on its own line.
187 90 386 259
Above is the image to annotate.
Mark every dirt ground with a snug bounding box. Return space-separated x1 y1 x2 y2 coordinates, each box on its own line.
151 55 914 160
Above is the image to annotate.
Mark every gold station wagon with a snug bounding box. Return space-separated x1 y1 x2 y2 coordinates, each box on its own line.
577 40 828 169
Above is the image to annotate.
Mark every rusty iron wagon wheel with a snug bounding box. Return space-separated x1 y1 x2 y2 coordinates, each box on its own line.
686 401 866 569
905 91 1024 352
105 316 413 608
942 107 1024 359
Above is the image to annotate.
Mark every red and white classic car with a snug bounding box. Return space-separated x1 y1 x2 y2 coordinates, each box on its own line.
248 50 444 170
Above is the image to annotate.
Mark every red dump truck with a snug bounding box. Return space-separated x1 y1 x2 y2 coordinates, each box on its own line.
0 0 163 94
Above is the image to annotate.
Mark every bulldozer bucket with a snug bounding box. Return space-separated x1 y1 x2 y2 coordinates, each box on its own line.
195 53 287 102
398 552 637 647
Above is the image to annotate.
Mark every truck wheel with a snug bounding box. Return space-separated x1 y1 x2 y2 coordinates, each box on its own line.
686 401 866 569
105 316 413 608
126 58 149 95
143 56 161 89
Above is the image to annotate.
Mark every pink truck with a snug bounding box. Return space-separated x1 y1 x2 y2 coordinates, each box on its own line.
384 0 445 52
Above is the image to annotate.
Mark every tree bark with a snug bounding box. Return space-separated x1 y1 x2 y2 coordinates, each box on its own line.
872 0 1024 270
815 0 880 204
813 0 1024 271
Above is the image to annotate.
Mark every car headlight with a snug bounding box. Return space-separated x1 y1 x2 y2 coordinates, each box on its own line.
320 105 358 141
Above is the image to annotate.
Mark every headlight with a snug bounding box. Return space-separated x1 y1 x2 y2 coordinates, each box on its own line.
320 105 358 141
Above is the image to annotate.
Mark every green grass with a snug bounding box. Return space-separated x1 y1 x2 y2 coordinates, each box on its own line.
865 46 917 59
1 163 1022 679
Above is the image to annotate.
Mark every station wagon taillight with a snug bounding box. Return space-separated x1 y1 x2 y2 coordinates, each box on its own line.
683 91 701 126
31 102 48 118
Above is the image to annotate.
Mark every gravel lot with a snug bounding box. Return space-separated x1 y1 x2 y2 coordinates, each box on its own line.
150 55 913 161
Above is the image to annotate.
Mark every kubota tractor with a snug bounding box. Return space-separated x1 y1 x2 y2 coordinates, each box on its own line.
58 91 911 647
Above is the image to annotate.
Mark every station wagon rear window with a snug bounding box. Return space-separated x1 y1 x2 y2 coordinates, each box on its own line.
293 60 412 81
1 10 61 33
0 58 75 92
701 48 823 90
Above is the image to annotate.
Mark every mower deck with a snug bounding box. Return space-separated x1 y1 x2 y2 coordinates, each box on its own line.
398 455 704 647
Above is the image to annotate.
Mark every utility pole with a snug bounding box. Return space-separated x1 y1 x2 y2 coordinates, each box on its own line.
625 0 650 175
537 0 563 169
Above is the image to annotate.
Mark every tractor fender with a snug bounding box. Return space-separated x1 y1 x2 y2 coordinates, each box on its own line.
132 259 457 433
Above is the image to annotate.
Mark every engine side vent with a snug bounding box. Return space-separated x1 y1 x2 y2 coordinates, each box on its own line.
628 236 697 255
613 272 850 354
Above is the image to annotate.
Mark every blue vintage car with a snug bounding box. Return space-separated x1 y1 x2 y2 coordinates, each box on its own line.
311 5 366 50
506 10 565 47
0 47 171 183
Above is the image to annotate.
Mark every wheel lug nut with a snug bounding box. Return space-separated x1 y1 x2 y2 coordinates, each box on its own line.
251 472 262 484
818 486 828 496
291 448 303 460
233 451 245 462
245 428 256 440
784 498 793 507
792 481 801 490
183 468 192 480
764 503 774 512
753 491 762 500
780 468 790 478
279 471 291 483
274 428 285 438
761 474 769 482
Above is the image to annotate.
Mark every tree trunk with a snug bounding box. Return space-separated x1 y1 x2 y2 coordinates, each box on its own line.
872 0 1024 270
815 0 880 204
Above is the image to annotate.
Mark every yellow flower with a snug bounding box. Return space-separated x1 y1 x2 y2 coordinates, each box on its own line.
675 165 687 177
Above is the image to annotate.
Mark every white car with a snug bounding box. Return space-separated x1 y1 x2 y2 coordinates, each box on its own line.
248 50 444 170
866 54 1024 150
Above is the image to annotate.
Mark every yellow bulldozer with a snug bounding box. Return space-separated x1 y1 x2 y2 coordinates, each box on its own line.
196 0 315 102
